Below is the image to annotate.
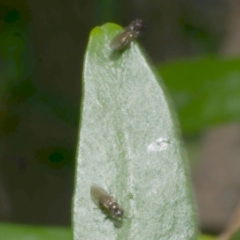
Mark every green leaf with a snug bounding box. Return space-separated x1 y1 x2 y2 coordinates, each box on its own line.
0 20 34 115
230 228 240 240
158 56 240 134
0 223 71 240
73 23 197 239
199 234 216 240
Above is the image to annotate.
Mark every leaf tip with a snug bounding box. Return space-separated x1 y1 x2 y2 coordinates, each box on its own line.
90 26 103 37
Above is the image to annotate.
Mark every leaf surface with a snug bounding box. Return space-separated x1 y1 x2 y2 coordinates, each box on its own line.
73 23 197 240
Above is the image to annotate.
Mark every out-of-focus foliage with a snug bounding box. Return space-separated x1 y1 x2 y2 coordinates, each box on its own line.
230 229 240 240
158 56 240 135
199 234 216 240
0 223 72 240
0 9 34 102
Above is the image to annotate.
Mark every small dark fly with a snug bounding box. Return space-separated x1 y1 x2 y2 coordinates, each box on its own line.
110 19 144 51
90 185 124 219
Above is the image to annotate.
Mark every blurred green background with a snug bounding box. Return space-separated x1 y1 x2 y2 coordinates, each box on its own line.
0 0 240 239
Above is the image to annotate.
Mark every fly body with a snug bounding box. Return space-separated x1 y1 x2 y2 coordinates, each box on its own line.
110 19 144 51
90 185 124 219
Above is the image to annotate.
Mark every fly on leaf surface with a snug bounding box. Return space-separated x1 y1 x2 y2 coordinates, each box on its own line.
110 19 144 51
90 185 124 219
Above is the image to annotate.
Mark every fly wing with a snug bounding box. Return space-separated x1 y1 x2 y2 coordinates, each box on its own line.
90 185 111 208
110 30 132 51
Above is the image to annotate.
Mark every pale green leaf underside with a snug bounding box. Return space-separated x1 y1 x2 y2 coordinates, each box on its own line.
73 23 197 240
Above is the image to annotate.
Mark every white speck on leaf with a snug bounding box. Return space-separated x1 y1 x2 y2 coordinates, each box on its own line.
147 138 170 152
